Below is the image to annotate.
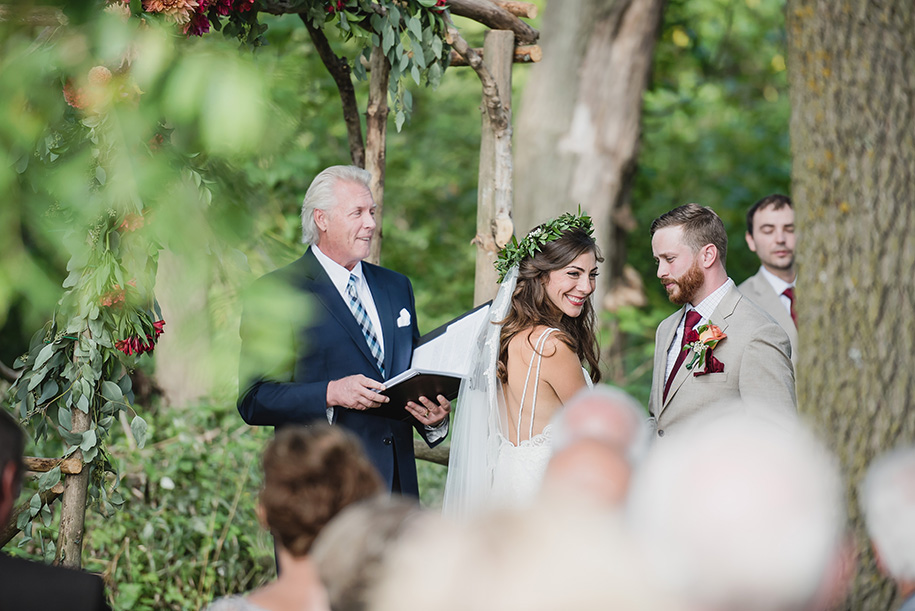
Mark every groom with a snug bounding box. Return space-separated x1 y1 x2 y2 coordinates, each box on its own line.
237 165 450 496
648 204 796 437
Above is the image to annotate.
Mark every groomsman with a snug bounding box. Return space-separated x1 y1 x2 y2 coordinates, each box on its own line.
237 165 450 495
648 204 796 437
738 194 799 363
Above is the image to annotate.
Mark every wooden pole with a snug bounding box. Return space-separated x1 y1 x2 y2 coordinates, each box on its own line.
472 30 515 305
365 45 390 265
55 407 89 568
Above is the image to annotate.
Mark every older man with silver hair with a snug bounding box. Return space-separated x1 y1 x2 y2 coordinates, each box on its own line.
540 386 651 508
860 445 915 611
237 165 450 496
626 404 849 611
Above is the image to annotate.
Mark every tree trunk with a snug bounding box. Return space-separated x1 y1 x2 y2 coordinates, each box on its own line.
786 2 915 610
472 30 515 306
514 0 664 309
366 45 390 266
55 407 89 568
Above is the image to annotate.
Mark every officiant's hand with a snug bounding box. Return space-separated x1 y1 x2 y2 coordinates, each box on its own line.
327 375 389 410
406 394 450 426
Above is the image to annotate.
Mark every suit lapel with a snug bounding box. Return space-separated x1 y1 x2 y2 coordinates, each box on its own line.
655 309 683 417
749 272 797 338
661 286 740 411
300 250 382 375
363 264 395 377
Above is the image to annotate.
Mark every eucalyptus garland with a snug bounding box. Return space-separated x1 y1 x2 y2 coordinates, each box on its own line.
494 210 595 283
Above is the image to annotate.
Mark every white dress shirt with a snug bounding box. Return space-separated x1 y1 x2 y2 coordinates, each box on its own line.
312 246 447 439
664 278 735 381
312 245 384 354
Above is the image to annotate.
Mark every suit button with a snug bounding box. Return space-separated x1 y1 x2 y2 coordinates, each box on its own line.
383 437 393 445
658 429 665 437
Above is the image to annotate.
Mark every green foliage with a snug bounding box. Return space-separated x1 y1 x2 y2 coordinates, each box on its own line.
495 209 593 282
631 0 792 307
6 403 274 610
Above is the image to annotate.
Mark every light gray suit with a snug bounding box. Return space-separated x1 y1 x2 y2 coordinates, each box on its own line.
738 269 799 364
649 285 796 437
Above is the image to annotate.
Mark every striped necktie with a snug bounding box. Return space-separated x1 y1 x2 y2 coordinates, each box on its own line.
346 274 384 376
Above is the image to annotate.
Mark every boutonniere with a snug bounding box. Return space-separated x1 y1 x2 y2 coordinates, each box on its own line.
683 323 727 376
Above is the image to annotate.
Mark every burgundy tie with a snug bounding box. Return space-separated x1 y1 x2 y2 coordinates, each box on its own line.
663 309 702 402
782 287 797 327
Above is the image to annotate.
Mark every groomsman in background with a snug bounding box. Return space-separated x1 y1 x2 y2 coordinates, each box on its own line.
648 204 796 437
738 194 798 363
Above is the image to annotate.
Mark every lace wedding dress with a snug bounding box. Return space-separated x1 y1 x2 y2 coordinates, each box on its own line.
442 269 592 519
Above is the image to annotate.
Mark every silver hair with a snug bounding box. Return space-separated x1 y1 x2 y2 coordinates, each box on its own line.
550 385 650 464
626 405 845 611
300 165 373 245
860 445 915 582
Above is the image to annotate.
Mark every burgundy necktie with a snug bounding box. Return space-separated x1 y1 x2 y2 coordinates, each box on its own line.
663 309 702 402
782 287 797 327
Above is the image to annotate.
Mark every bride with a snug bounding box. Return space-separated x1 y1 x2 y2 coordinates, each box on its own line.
443 212 602 517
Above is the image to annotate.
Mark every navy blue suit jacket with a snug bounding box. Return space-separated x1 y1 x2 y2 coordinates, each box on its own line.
237 248 442 495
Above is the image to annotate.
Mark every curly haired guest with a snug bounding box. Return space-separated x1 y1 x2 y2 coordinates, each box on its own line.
206 424 382 611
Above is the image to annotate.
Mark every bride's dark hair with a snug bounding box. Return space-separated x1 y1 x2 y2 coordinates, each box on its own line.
497 227 602 384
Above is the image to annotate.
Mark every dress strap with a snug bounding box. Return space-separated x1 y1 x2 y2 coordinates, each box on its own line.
516 328 558 443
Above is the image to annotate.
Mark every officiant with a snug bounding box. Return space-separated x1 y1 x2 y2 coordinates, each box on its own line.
237 165 450 496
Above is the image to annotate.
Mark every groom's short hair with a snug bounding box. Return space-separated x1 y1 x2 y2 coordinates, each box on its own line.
650 203 728 266
300 165 373 246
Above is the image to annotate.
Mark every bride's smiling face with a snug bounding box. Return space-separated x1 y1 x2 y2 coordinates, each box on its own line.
544 251 598 317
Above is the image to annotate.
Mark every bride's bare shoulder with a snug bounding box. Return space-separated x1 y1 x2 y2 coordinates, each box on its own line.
508 325 572 358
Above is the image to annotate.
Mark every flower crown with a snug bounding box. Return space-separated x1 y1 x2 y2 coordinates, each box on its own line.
494 210 594 282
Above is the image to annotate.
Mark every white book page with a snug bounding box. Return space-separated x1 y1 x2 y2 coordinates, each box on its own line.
411 304 491 377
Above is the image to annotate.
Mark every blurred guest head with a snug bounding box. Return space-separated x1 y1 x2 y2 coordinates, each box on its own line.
370 505 681 611
860 445 915 603
627 406 847 611
0 409 25 526
542 386 649 508
260 424 383 557
312 496 423 611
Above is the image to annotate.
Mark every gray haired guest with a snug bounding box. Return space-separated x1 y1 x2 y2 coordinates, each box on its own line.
860 445 915 611
627 405 850 611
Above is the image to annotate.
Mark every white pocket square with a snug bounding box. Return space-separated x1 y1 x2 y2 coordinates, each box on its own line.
396 308 411 328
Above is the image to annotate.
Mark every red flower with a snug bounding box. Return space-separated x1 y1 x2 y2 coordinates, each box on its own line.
184 9 211 36
213 0 232 15
115 320 165 356
119 213 145 232
434 0 447 9
63 80 88 109
326 0 344 14
234 0 254 12
100 285 126 307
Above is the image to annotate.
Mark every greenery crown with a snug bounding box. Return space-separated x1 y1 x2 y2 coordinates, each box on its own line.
495 210 594 282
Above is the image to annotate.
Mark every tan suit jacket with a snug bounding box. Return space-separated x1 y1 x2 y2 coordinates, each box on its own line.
738 269 799 364
649 285 796 437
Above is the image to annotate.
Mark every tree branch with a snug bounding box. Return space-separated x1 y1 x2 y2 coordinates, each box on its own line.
449 27 510 133
0 484 63 548
299 13 366 168
447 0 539 44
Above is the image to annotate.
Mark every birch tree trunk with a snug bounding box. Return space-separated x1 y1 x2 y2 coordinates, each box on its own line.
366 45 391 266
786 2 915 609
514 0 664 307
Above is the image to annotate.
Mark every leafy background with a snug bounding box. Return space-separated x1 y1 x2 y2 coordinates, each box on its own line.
0 0 791 608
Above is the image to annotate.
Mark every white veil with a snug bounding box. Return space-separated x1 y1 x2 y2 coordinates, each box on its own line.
441 266 517 520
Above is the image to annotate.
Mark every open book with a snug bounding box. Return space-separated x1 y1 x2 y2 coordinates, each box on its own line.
375 302 492 422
